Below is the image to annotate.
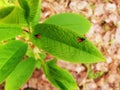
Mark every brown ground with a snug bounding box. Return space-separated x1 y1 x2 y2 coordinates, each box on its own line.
1 0 120 90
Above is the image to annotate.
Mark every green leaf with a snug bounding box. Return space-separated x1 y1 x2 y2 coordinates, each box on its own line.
88 69 103 79
0 24 22 41
0 0 14 8
44 13 91 35
44 60 78 90
5 58 36 90
18 0 41 26
0 43 3 48
0 6 27 26
0 0 7 8
31 24 105 63
0 40 28 84
0 6 14 19
8 0 17 3
18 0 29 23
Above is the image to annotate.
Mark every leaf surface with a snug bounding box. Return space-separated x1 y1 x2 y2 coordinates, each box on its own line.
88 69 103 79
0 6 14 19
0 6 27 26
44 60 78 90
0 0 7 8
0 40 28 84
44 13 91 35
0 24 22 41
18 0 41 26
5 58 36 90
31 24 105 63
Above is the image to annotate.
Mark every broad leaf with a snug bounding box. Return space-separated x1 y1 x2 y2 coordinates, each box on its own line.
0 24 22 41
44 60 78 90
44 13 91 35
5 58 36 90
18 0 41 26
31 24 105 63
0 6 27 26
0 40 28 84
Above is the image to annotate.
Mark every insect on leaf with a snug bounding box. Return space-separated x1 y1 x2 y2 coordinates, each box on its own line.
31 24 106 63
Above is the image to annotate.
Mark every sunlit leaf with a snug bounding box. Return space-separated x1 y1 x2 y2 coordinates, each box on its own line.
44 60 78 90
44 13 91 35
5 58 36 90
0 6 27 26
18 0 41 26
0 24 22 41
0 40 28 84
31 24 105 63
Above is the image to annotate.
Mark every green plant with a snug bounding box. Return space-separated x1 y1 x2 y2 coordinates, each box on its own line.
88 69 104 79
0 0 106 90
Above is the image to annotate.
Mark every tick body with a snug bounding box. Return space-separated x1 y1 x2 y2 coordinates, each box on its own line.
77 38 85 42
35 34 41 38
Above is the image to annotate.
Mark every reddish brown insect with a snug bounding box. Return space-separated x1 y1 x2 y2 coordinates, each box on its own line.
77 37 85 42
35 34 41 38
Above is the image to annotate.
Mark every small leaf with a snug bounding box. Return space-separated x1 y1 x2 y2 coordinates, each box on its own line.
44 13 91 35
0 6 14 19
0 40 28 84
18 0 29 22
88 69 103 79
31 24 105 63
0 6 27 26
27 0 41 26
5 58 36 90
44 60 78 90
0 24 22 41
18 0 41 26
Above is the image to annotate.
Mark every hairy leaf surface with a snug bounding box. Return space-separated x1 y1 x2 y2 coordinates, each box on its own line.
0 24 22 41
0 40 28 84
31 24 105 63
44 13 91 35
44 60 78 90
5 58 36 90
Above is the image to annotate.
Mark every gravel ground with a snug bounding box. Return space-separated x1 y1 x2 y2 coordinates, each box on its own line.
1 0 120 90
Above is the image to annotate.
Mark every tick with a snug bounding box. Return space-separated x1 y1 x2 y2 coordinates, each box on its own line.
35 34 41 38
77 37 85 42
